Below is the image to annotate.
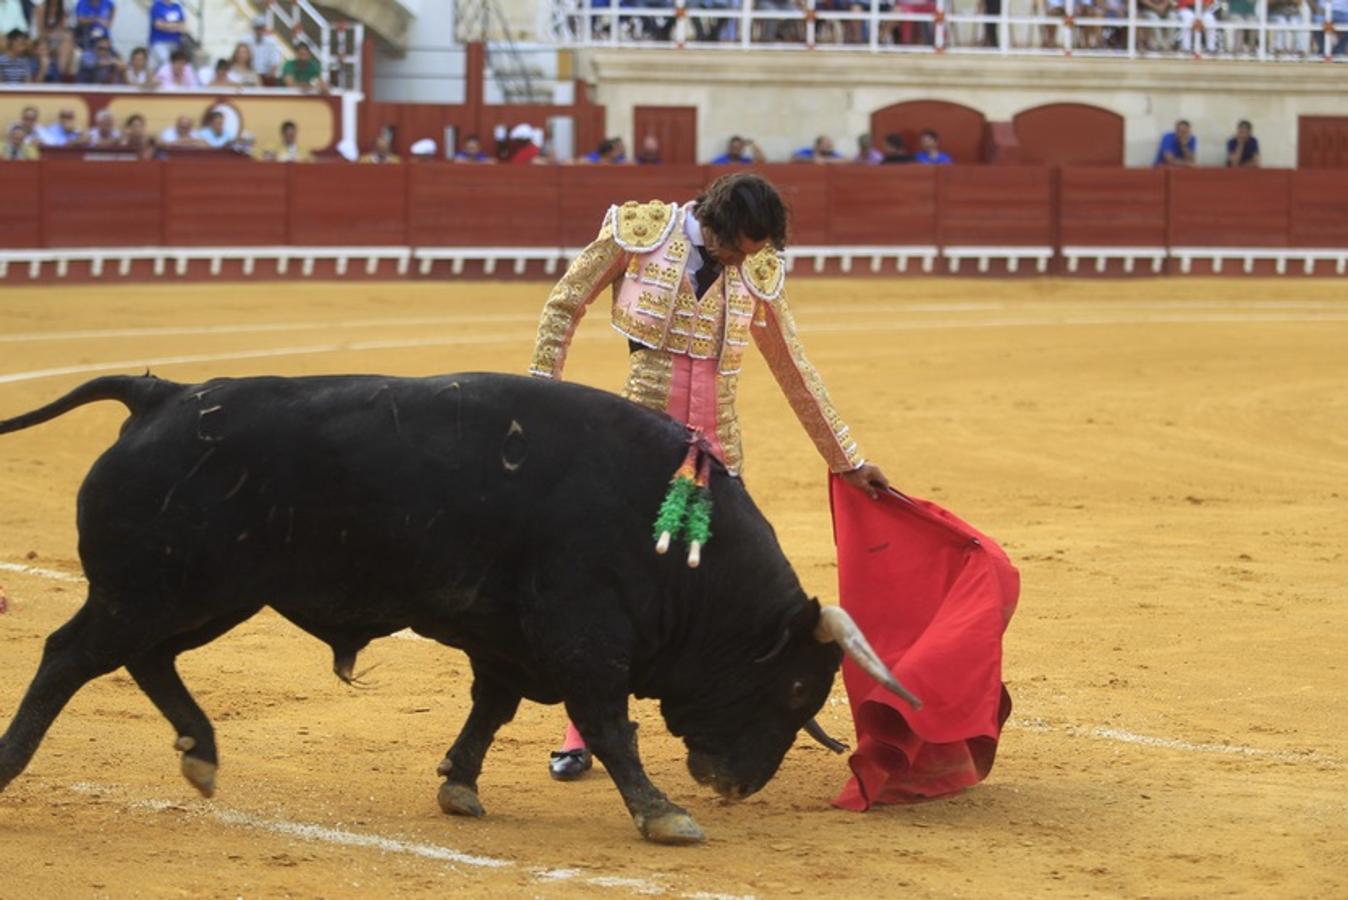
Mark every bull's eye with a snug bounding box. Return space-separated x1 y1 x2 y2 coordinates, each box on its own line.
788 679 810 709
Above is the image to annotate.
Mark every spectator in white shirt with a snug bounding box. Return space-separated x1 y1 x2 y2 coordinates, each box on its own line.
124 45 153 85
155 47 198 88
0 0 29 37
159 114 202 146
83 108 121 146
227 41 259 86
242 15 282 83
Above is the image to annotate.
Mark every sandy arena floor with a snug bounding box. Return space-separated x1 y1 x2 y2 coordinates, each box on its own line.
0 279 1345 899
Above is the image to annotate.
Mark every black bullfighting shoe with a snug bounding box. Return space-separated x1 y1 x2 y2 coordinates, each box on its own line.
548 748 593 781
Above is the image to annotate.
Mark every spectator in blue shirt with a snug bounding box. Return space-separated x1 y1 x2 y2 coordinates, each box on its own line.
454 133 492 163
581 137 627 164
792 134 843 163
39 108 83 146
710 135 764 164
195 109 234 148
147 0 186 69
0 28 32 83
914 129 952 164
1226 120 1261 168
1154 119 1196 166
74 0 114 49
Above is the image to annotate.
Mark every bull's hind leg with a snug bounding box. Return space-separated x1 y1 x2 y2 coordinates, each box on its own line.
436 669 520 818
0 602 131 792
125 606 260 798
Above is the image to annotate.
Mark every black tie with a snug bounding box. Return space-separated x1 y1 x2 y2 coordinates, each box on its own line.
694 245 722 299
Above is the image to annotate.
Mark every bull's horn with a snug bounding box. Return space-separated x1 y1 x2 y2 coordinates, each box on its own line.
803 718 849 754
814 606 922 709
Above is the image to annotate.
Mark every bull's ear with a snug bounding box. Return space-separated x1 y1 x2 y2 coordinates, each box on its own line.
798 597 824 635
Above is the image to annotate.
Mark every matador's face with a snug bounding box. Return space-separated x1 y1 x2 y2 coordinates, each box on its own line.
705 231 769 268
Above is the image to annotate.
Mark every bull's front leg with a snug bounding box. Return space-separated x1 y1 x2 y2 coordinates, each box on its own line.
436 668 520 819
566 692 706 845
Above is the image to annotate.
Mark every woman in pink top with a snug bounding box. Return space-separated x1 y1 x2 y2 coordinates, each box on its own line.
154 48 199 88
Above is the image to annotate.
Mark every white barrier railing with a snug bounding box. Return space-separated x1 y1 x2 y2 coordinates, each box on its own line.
264 0 366 89
545 0 1347 60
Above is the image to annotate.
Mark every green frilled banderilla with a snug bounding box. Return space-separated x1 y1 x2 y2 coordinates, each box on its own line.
652 432 715 568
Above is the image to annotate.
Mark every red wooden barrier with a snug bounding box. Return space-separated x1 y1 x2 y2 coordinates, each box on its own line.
1059 167 1167 246
828 165 937 245
289 163 408 246
0 165 41 248
1167 169 1291 247
408 164 561 247
938 167 1053 246
164 161 288 246
1288 170 1348 248
42 160 162 246
558 165 706 245
749 164 832 245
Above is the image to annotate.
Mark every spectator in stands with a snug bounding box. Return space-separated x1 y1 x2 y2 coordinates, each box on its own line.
73 0 113 49
1224 0 1258 52
124 44 152 85
1312 0 1348 55
242 15 283 84
34 0 79 79
282 41 325 91
11 105 40 143
0 27 31 82
854 133 883 164
147 0 186 69
193 109 233 147
581 137 626 164
4 122 39 159
792 134 843 163
408 137 437 161
158 114 200 146
1137 0 1175 50
360 134 400 164
454 133 492 162
1175 0 1217 53
709 134 763 164
0 0 29 38
977 0 1002 47
689 0 735 41
77 29 124 83
1154 118 1196 165
227 42 259 86
635 135 661 164
155 47 196 88
914 129 952 164
81 107 120 145
1041 0 1067 48
261 119 309 162
504 123 543 164
1268 0 1308 54
202 57 231 87
1225 120 1260 167
880 132 914 163
39 107 82 145
120 112 152 157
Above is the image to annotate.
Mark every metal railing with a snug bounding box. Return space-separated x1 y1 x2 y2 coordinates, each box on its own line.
544 0 1347 60
262 0 367 89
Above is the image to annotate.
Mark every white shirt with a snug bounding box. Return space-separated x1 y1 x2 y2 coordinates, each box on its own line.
682 202 708 279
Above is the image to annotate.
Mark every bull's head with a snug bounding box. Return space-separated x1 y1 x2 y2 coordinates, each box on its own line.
665 599 920 801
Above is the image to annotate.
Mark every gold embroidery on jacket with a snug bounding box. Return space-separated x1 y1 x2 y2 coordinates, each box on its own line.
529 217 625 378
622 348 674 412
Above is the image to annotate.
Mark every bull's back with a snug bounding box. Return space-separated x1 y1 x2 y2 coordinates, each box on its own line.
74 373 690 604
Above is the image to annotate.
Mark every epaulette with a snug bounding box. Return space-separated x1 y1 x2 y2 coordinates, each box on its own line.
741 246 786 302
608 200 680 253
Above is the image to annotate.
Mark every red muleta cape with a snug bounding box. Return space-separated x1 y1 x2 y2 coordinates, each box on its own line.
829 475 1019 811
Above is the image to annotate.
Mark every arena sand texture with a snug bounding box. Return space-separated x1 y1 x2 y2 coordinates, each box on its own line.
0 280 1344 899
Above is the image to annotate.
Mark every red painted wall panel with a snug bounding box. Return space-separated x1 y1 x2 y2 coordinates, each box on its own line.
408 164 561 246
828 165 937 245
1288 170 1348 248
749 164 831 245
1168 169 1290 247
42 161 162 246
0 164 42 248
1059 167 1167 246
289 164 408 246
938 167 1053 246
163 162 289 246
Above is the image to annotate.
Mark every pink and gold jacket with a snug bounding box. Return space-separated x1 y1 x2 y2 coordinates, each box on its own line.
529 200 863 476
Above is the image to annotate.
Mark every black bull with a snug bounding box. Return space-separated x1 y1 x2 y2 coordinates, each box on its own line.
0 372 916 843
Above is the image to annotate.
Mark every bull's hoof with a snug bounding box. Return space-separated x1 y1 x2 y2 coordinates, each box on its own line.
639 811 706 845
437 781 485 818
180 754 217 798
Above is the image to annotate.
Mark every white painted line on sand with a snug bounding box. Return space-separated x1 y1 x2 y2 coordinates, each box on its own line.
61 782 748 897
4 311 1348 388
0 560 85 584
1009 718 1342 766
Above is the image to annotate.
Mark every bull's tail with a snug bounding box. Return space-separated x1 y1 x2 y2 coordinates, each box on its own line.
0 375 174 436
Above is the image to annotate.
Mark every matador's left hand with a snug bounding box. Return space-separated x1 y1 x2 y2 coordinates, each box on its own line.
841 462 891 499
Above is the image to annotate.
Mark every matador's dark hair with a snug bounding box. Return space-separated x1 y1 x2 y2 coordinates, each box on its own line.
693 173 789 252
